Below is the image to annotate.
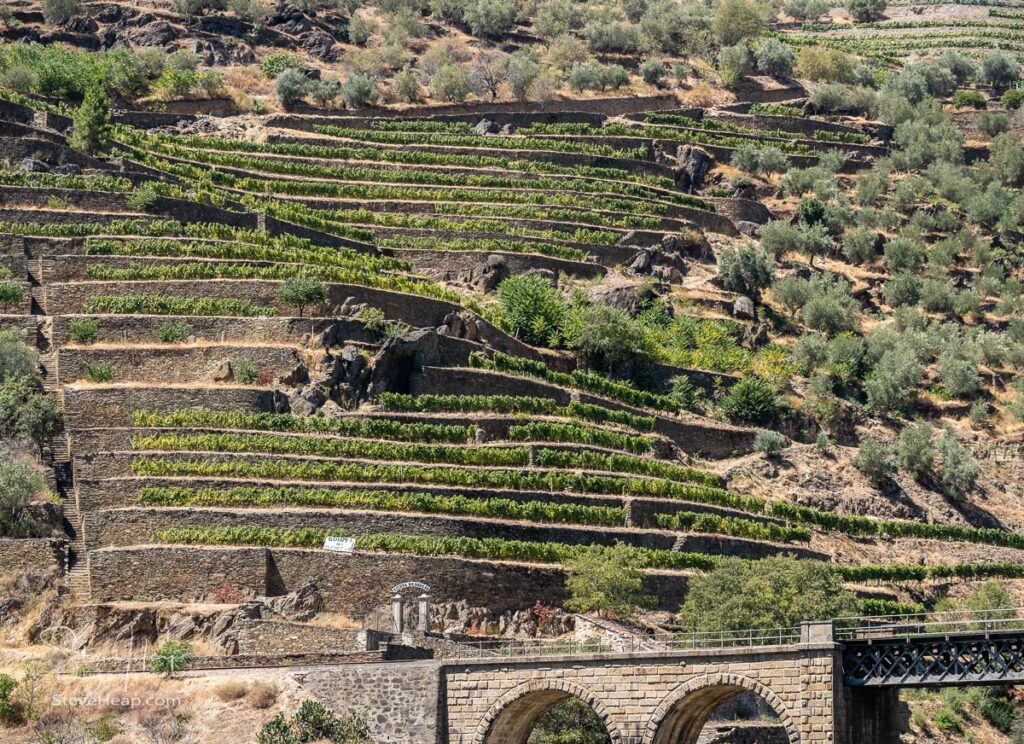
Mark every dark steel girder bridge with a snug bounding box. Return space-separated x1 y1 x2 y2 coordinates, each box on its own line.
839 608 1024 688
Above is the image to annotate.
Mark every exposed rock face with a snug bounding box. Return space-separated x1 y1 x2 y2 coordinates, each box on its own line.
432 601 574 637
589 282 658 316
129 20 178 47
300 29 339 62
675 146 713 192
463 254 509 292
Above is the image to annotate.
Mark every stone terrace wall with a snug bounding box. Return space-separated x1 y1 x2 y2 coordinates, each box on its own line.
0 537 68 576
389 249 606 282
299 660 443 744
233 618 382 655
415 366 755 457
90 546 688 611
89 546 570 612
58 345 304 385
89 546 269 603
85 506 680 553
63 385 278 429
269 94 680 129
52 315 373 347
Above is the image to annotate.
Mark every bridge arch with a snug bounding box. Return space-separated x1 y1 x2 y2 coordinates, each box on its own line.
473 679 622 744
643 672 800 744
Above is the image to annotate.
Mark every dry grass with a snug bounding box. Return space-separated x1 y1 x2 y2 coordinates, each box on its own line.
246 682 278 710
214 679 249 702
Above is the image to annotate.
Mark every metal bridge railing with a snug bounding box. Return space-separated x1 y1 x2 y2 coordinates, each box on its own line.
450 626 802 659
833 607 1024 641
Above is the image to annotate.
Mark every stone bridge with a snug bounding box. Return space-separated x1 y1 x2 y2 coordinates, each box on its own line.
300 622 900 744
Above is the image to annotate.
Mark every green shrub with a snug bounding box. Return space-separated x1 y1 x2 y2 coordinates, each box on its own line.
275 68 309 110
234 360 260 385
156 321 192 344
978 112 1011 138
68 318 100 344
42 0 80 24
896 421 934 479
464 0 517 37
952 90 986 110
83 361 115 383
719 377 778 425
495 274 565 347
853 437 897 485
936 431 979 499
640 59 667 86
0 673 21 725
718 43 751 90
1002 89 1024 110
753 429 787 459
68 83 111 155
151 641 193 677
717 244 774 301
391 65 421 103
261 52 304 79
430 64 471 102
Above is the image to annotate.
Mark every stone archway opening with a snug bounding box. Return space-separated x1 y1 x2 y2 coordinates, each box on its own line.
482 687 615 744
650 678 796 744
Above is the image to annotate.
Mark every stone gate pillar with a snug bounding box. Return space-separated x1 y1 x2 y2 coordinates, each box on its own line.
417 593 431 632
392 592 404 632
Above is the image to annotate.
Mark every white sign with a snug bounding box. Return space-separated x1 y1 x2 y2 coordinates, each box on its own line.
324 536 356 553
391 581 431 593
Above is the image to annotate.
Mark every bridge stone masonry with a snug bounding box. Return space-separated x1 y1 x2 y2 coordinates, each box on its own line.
300 622 902 744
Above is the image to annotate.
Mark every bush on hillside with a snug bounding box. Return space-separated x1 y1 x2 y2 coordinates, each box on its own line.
853 437 897 484
495 275 565 347
718 43 751 90
952 90 987 110
981 52 1021 90
719 377 778 425
716 244 775 302
846 0 885 22
274 68 309 110
754 38 795 78
565 543 653 618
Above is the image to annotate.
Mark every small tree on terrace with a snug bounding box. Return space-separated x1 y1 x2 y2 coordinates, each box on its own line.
565 543 654 619
981 52 1021 91
68 83 112 155
716 244 775 303
845 0 885 22
278 277 327 318
678 556 860 633
0 460 46 538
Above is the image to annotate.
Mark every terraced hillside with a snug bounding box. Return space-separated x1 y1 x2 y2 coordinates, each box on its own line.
6 83 1024 637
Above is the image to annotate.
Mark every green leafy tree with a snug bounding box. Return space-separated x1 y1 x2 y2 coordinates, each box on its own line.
464 0 517 37
717 43 751 90
719 377 777 425
716 244 774 302
713 0 768 45
981 52 1020 91
565 543 653 619
68 83 112 155
563 304 642 373
42 0 80 24
341 74 379 109
430 63 471 102
853 437 897 484
528 698 611 744
495 275 566 347
845 0 885 21
0 460 46 538
754 38 795 77
278 278 327 318
936 431 979 500
275 68 309 110
391 65 421 102
678 556 859 632
896 421 935 479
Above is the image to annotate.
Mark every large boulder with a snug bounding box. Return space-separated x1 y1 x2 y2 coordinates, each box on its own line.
130 21 178 47
675 146 713 192
300 29 338 62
